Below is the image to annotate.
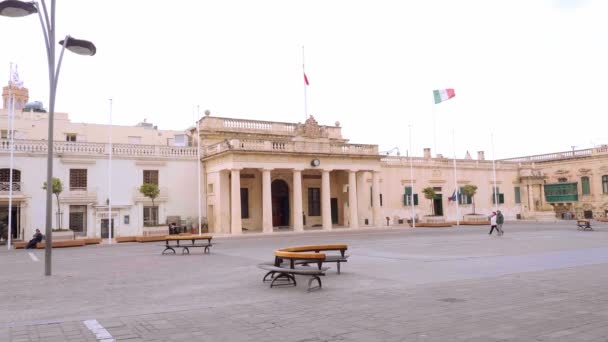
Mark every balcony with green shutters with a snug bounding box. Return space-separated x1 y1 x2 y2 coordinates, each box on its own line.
544 183 578 202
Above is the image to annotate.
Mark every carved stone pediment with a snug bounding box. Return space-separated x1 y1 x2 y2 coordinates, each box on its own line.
296 115 327 138
554 169 569 175
599 165 608 173
578 168 592 175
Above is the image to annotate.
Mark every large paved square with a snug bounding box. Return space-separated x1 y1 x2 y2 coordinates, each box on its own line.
2 222 608 341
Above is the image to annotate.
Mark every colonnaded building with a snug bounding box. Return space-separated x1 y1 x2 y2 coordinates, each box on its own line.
2 79 608 241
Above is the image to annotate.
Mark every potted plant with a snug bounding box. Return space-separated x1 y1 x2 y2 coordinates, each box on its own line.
139 183 160 208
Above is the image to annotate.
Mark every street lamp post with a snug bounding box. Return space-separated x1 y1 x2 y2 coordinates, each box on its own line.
0 0 96 276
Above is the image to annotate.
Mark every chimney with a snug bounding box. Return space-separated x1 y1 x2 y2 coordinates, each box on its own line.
423 148 431 159
477 151 485 160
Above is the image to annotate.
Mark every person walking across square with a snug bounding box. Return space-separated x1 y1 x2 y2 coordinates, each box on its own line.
488 212 499 235
496 210 504 236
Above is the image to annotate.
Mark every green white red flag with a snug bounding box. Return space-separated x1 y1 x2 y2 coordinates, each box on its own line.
433 89 455 104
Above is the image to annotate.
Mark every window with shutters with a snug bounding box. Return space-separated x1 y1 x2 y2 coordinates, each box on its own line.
514 186 521 204
492 186 505 204
403 187 419 206
241 188 249 219
69 169 87 190
66 133 77 142
308 188 321 216
581 177 590 195
603 176 608 194
143 206 158 226
143 170 159 185
458 187 472 205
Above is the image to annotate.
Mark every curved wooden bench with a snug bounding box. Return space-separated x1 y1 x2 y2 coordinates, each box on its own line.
416 223 453 228
82 238 102 245
278 244 349 274
260 250 327 291
136 235 167 243
460 221 490 225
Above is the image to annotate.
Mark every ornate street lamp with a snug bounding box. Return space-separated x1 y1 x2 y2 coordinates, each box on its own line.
0 0 96 276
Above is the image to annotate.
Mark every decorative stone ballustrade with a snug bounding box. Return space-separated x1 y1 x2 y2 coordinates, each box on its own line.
204 139 378 157
500 147 608 163
380 156 521 169
62 187 98 203
0 139 198 160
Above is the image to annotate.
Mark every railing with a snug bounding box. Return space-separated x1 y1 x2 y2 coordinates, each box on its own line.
0 181 21 192
203 138 379 157
500 148 594 163
379 156 519 169
199 116 344 139
0 139 198 159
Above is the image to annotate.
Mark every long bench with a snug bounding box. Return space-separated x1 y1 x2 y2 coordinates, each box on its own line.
278 244 349 274
36 240 86 248
162 235 213 254
577 219 593 231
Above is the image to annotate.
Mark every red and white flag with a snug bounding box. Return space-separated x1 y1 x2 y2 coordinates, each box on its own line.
304 73 309 86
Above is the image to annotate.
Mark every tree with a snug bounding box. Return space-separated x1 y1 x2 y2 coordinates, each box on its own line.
42 178 63 228
139 183 160 207
462 184 478 214
421 187 437 216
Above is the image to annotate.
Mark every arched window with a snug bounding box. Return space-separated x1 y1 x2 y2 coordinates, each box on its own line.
603 175 608 194
581 176 590 195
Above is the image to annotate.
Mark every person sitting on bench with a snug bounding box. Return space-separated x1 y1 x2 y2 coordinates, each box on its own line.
26 229 43 249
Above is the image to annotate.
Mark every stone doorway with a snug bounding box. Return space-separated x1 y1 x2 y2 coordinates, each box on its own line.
271 179 290 226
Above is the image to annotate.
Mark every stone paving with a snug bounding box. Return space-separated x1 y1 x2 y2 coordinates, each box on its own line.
2 221 608 341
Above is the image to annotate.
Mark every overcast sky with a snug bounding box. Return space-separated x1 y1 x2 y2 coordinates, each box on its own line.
1 0 606 159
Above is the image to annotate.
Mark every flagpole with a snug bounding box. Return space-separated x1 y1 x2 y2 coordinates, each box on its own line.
452 129 459 226
432 96 437 156
196 105 202 236
108 99 113 243
409 124 416 228
302 45 308 121
7 63 15 250
491 133 498 212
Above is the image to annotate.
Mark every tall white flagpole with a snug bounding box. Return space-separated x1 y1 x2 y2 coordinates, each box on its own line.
302 46 308 122
432 93 437 156
409 124 416 228
196 105 202 236
108 99 113 243
452 129 459 226
7 63 15 250
491 133 498 212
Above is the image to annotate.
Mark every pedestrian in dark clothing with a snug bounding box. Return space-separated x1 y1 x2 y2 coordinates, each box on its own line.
26 229 43 249
496 210 504 236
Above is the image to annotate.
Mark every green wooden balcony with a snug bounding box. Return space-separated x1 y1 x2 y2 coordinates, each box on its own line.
544 183 578 202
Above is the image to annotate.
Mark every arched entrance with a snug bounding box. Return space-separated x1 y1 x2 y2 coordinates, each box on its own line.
271 179 290 227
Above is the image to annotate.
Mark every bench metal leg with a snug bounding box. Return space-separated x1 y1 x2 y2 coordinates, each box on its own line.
307 276 322 292
262 271 276 282
162 246 176 255
270 273 296 288
204 246 210 254
337 262 341 274
181 247 190 255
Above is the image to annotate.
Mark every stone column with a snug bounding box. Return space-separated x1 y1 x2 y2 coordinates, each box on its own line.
321 170 332 230
540 183 545 207
262 168 273 233
230 169 242 235
372 171 381 226
348 170 359 229
527 184 535 212
292 169 304 232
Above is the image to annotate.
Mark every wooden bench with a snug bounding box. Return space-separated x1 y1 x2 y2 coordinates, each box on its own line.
162 235 213 255
82 238 102 245
36 240 85 248
278 244 349 274
577 219 593 231
13 241 27 249
136 235 168 243
259 251 328 291
116 236 137 243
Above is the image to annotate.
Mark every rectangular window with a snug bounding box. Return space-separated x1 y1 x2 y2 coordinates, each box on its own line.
173 134 187 147
69 205 87 235
69 169 87 190
207 183 214 194
492 187 505 204
143 206 158 226
308 188 321 216
603 176 608 194
129 136 142 144
66 133 77 142
380 194 383 207
403 187 419 206
514 186 521 204
581 177 590 195
458 187 472 205
143 170 159 185
240 188 249 219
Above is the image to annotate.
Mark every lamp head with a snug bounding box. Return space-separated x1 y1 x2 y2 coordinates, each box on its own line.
59 36 97 56
0 0 37 17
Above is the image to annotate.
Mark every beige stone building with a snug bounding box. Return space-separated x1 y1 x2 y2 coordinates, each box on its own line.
2 79 608 241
